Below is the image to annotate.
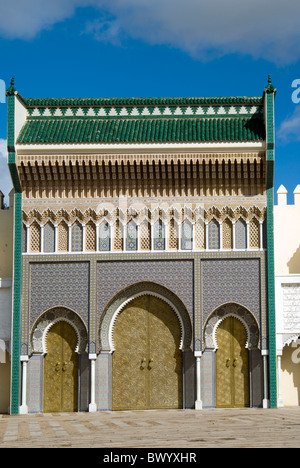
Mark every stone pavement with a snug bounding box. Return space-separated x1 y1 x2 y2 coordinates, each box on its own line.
1 407 300 448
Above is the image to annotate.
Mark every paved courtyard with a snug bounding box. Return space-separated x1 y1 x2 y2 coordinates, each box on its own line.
1 407 300 448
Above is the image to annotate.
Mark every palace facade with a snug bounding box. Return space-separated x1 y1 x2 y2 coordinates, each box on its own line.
5 77 276 414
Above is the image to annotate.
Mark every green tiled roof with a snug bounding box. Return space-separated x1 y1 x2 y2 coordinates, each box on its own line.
16 93 265 145
22 95 263 108
17 115 265 144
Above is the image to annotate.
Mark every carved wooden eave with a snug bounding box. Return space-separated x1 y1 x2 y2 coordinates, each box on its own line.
15 149 266 200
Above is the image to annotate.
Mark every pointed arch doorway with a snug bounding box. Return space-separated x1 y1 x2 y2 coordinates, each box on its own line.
43 321 78 413
215 317 250 408
112 295 183 410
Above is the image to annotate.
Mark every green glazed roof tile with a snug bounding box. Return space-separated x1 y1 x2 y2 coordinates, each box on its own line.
22 95 263 108
17 116 265 144
16 91 266 145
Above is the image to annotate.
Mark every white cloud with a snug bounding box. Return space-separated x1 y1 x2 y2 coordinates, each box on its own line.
0 0 90 39
89 0 300 64
0 139 12 202
1 0 300 63
277 107 300 142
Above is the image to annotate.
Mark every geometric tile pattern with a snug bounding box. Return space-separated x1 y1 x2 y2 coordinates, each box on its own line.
71 223 83 252
235 219 247 249
29 262 90 328
95 353 111 411
201 350 215 408
27 355 43 413
25 99 263 118
97 259 194 354
96 259 194 328
201 258 261 324
126 221 138 251
208 220 220 249
181 221 193 250
21 251 267 356
153 221 165 251
43 223 55 253
99 223 110 251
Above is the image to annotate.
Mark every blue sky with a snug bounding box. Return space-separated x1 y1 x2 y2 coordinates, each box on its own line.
0 1 300 204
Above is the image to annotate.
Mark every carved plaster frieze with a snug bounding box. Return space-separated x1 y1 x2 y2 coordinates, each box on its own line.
30 307 88 355
22 204 266 227
204 303 260 351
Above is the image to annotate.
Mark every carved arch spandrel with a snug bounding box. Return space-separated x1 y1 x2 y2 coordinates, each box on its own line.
30 307 88 355
203 303 260 351
99 282 192 353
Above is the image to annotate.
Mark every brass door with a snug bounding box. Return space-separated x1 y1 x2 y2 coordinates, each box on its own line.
43 321 78 413
112 296 182 410
215 317 249 408
112 297 148 411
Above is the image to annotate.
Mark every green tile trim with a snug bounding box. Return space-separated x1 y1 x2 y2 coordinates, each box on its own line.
265 81 277 408
266 166 276 408
8 155 21 192
10 192 22 414
7 91 23 414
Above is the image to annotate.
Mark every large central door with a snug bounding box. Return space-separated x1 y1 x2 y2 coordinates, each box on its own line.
215 317 250 408
43 321 78 413
112 296 183 410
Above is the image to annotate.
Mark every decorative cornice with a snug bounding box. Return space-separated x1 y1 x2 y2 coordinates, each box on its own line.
22 204 266 226
16 150 265 166
26 104 263 118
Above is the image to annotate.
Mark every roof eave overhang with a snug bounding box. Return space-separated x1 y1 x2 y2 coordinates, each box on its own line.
15 141 266 155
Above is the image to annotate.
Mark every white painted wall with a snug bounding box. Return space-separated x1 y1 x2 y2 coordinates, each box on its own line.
274 185 300 275
275 185 300 406
0 278 12 362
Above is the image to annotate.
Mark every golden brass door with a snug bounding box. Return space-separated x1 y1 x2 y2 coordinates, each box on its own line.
43 321 78 413
112 297 148 411
215 317 249 408
112 296 182 410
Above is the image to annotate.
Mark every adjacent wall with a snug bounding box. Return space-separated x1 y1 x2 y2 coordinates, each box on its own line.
275 186 300 407
0 192 13 413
